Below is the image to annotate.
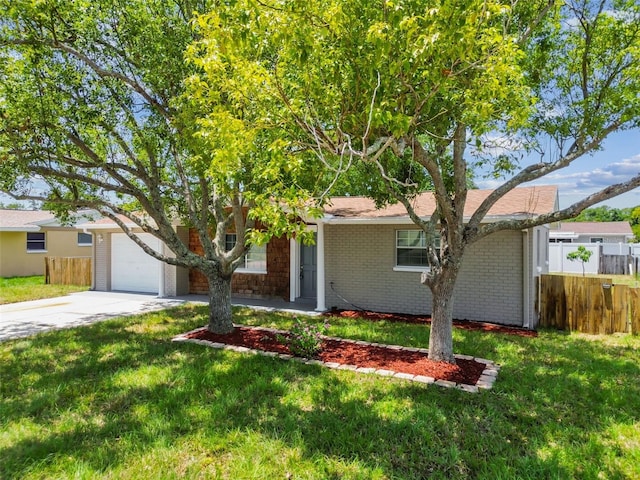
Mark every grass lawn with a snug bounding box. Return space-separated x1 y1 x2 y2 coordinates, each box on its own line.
1 305 639 479
0 276 89 305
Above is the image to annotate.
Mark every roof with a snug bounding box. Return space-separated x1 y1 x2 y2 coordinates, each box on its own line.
0 209 99 232
77 213 159 230
75 186 559 230
0 209 55 232
551 221 633 238
323 185 558 223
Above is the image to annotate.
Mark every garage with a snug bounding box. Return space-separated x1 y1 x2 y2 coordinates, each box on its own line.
111 233 161 293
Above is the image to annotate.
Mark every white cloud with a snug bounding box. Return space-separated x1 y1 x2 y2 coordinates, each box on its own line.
541 154 640 192
475 153 640 207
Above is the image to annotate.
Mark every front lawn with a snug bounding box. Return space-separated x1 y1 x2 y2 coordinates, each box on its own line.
1 305 638 479
0 276 89 304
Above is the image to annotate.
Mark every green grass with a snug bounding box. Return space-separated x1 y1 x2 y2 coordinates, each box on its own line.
1 305 639 479
0 276 89 304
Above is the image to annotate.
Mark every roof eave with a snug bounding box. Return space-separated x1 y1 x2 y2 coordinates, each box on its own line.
0 226 42 232
321 213 544 225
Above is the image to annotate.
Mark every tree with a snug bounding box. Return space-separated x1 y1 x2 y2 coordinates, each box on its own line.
568 205 631 222
192 0 640 362
631 207 640 241
567 245 593 276
0 0 321 333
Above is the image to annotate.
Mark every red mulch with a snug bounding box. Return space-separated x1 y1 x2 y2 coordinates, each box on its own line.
183 327 487 385
325 309 538 337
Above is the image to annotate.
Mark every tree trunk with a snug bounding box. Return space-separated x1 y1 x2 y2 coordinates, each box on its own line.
206 272 234 334
428 264 460 364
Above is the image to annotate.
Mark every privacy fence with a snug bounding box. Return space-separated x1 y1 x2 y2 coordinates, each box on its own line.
44 257 91 286
538 274 640 334
549 242 640 275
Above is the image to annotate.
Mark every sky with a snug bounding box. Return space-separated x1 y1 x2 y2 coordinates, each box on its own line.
474 128 640 210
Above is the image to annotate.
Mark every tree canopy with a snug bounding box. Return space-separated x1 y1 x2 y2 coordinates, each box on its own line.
191 0 640 361
0 0 322 332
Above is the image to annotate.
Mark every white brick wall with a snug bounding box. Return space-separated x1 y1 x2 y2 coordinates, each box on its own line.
325 224 526 326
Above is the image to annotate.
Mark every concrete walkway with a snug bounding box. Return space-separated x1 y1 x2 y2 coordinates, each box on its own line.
0 291 320 342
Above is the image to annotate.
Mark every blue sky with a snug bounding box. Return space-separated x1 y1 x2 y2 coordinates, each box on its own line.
475 128 640 210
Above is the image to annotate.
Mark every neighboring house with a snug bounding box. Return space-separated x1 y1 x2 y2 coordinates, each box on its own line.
82 185 558 329
549 221 634 244
0 209 94 277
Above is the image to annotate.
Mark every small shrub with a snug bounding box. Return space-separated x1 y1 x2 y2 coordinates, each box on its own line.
567 245 593 277
278 318 330 358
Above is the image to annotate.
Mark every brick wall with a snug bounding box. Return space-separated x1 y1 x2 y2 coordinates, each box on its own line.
324 224 525 326
188 229 290 299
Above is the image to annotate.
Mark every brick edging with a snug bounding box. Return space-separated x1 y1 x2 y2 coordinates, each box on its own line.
172 325 500 393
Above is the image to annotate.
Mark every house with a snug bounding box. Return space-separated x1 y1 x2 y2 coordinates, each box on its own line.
81 185 558 329
0 209 94 277
549 221 634 244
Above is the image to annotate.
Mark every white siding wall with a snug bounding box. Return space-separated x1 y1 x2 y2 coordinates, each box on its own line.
575 234 628 243
324 224 526 326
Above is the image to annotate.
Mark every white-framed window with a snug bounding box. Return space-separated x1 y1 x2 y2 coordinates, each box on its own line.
26 232 46 252
394 229 439 271
226 233 267 274
77 232 93 246
590 237 604 243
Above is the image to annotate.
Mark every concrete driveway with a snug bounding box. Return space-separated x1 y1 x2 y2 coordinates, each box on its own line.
0 291 198 342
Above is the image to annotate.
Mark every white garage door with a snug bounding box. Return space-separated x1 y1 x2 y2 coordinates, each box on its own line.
111 233 161 293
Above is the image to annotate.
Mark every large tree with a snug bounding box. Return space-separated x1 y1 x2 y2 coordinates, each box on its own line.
0 0 321 333
192 0 640 362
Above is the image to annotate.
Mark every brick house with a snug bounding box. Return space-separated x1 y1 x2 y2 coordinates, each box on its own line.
80 185 558 328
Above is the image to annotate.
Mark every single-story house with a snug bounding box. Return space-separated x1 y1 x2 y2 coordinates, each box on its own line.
0 209 94 277
549 221 634 244
80 185 558 329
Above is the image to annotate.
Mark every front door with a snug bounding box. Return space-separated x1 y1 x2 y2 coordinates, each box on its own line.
300 234 317 299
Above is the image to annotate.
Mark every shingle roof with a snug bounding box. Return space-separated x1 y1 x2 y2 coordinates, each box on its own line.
0 209 54 231
554 221 633 236
324 185 558 220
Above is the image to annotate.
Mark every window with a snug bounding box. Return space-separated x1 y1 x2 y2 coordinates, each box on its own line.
225 234 267 273
77 232 93 246
26 232 46 252
590 237 603 243
395 230 439 270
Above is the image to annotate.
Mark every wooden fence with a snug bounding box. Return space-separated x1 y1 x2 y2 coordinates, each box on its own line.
538 274 639 334
600 254 638 275
44 257 92 286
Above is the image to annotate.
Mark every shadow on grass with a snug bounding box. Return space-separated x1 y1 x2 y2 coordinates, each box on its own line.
1 306 639 479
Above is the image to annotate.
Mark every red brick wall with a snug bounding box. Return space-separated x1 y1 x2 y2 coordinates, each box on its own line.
188 229 290 300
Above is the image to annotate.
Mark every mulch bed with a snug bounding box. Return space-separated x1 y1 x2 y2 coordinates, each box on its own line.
181 326 488 385
325 309 538 337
